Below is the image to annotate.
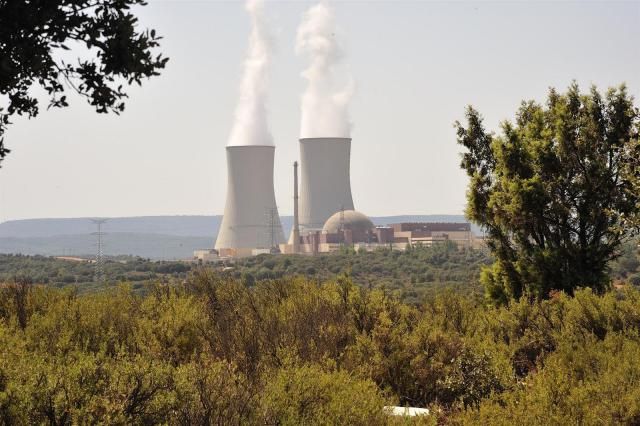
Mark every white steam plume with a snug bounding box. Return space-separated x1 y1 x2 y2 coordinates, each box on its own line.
227 0 273 147
296 1 354 139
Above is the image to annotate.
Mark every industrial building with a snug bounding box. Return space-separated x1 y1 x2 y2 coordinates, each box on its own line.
280 208 479 255
388 222 476 249
193 249 219 263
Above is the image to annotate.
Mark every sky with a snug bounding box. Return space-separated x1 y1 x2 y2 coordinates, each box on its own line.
1 0 639 222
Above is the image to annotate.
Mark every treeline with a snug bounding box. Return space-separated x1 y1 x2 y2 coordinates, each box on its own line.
3 239 639 302
2 272 640 424
232 243 489 302
0 254 190 292
0 244 491 301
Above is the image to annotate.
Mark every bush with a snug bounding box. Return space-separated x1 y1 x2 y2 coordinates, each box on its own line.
259 364 388 425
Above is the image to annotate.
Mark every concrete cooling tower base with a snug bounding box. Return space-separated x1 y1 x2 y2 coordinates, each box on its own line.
215 145 285 257
298 137 354 233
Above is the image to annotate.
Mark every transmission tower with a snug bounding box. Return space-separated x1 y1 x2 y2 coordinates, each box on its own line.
90 219 108 283
264 208 281 254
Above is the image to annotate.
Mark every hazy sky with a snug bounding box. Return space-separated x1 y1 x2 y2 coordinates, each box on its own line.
1 0 639 222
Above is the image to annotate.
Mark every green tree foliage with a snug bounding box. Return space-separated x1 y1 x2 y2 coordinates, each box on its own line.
0 0 168 165
456 83 640 303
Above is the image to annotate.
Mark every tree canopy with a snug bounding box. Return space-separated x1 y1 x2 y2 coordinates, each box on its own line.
456 83 640 303
0 0 168 166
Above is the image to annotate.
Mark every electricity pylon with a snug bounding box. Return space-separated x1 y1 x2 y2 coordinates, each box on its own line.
90 218 108 283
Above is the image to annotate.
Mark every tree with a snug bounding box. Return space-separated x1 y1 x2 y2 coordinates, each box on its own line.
0 0 169 166
456 83 640 303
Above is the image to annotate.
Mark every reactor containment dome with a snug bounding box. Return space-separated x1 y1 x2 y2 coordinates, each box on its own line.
322 210 374 235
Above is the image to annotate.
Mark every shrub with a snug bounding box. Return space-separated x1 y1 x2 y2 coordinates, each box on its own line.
259 364 388 425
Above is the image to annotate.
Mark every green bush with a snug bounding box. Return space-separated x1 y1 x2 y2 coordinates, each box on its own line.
259 364 388 425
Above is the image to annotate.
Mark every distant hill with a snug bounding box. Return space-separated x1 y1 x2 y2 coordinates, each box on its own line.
0 216 221 238
0 215 477 259
0 233 212 260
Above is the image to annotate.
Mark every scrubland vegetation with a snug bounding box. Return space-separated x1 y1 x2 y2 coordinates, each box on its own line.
1 270 640 424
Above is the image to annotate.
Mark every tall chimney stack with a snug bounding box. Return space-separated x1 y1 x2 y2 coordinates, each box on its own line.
293 161 300 254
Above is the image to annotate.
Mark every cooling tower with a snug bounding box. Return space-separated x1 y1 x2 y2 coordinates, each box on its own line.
298 137 354 232
215 145 285 256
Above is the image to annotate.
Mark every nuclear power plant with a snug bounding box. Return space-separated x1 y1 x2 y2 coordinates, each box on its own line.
212 135 482 258
208 0 482 259
216 135 358 258
215 133 361 258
